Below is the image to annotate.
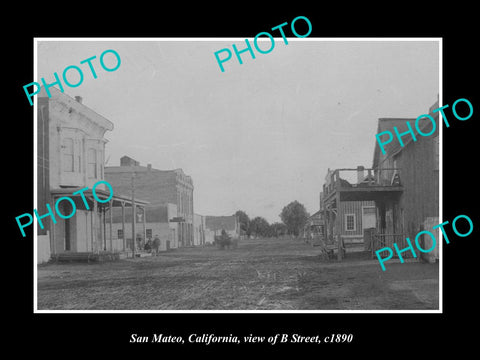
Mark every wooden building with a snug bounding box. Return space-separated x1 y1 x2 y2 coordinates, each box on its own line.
36 88 149 262
322 98 439 260
322 167 394 258
303 210 325 239
372 100 439 261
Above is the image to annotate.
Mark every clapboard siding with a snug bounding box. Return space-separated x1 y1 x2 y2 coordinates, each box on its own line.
339 201 375 236
396 132 439 240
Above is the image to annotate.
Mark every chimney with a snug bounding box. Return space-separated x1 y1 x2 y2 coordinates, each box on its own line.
74 96 83 104
357 165 365 184
147 164 152 171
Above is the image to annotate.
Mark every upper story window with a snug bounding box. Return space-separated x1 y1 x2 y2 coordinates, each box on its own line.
62 138 74 172
76 139 82 173
87 148 97 178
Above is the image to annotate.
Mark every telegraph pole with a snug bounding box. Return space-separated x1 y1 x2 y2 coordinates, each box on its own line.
131 171 136 259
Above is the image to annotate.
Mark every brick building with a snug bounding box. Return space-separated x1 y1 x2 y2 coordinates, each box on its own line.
105 157 194 247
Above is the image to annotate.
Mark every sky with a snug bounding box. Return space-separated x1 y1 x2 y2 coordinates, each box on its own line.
37 39 439 223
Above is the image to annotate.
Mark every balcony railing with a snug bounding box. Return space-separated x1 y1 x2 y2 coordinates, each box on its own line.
323 167 401 197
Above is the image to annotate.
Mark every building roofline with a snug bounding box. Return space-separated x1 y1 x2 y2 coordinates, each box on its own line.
105 165 178 173
39 87 114 132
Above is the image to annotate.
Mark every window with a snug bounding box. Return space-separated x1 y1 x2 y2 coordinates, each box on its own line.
146 229 152 239
62 138 74 172
433 136 439 171
87 148 97 178
76 139 82 173
117 229 123 239
345 214 356 231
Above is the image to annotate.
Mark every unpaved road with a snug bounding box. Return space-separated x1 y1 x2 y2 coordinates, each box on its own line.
37 237 439 310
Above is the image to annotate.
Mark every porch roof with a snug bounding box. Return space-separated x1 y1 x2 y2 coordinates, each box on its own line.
50 187 150 208
336 186 404 202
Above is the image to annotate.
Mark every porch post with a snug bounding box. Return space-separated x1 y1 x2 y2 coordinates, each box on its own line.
143 206 147 244
335 191 343 261
51 196 56 256
103 205 106 251
121 201 126 252
90 205 93 252
109 200 113 252
93 201 98 254
131 172 136 258
132 204 136 258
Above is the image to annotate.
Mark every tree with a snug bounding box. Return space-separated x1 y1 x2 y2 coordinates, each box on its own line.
235 210 250 236
280 201 309 237
250 216 270 238
270 222 287 237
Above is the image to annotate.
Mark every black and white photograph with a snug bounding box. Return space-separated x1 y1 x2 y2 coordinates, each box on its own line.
33 38 440 312
8 7 479 355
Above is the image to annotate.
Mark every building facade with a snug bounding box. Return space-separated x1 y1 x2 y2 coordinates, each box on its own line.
105 158 194 247
372 99 439 260
193 214 206 246
204 215 240 244
36 88 148 262
321 98 439 260
106 203 179 251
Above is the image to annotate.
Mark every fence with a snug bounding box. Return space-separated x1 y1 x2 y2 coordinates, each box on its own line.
371 233 414 259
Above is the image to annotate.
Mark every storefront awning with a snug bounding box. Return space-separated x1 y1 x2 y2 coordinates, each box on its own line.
50 187 150 210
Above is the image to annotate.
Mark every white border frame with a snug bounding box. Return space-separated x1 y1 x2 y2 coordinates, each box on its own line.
33 37 443 314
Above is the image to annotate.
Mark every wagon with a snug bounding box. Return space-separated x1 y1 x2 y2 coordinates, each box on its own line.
214 232 238 250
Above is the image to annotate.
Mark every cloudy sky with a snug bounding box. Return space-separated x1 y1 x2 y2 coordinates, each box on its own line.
37 39 439 223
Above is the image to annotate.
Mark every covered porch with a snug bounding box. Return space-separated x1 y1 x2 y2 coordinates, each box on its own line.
49 187 149 260
322 167 405 260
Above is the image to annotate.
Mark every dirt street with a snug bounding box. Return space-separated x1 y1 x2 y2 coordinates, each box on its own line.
37 237 439 310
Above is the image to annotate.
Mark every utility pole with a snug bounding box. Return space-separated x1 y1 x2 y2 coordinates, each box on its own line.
131 170 136 259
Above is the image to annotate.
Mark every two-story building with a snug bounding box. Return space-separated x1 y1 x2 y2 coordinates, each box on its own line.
36 88 148 262
321 98 439 260
371 100 439 261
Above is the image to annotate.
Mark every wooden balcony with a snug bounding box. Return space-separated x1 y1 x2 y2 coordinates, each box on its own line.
323 167 403 203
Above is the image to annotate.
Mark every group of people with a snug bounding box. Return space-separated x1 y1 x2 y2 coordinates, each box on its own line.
140 235 161 256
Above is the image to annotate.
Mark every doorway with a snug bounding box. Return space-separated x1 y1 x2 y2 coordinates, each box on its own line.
62 200 74 251
65 218 71 251
362 206 376 230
